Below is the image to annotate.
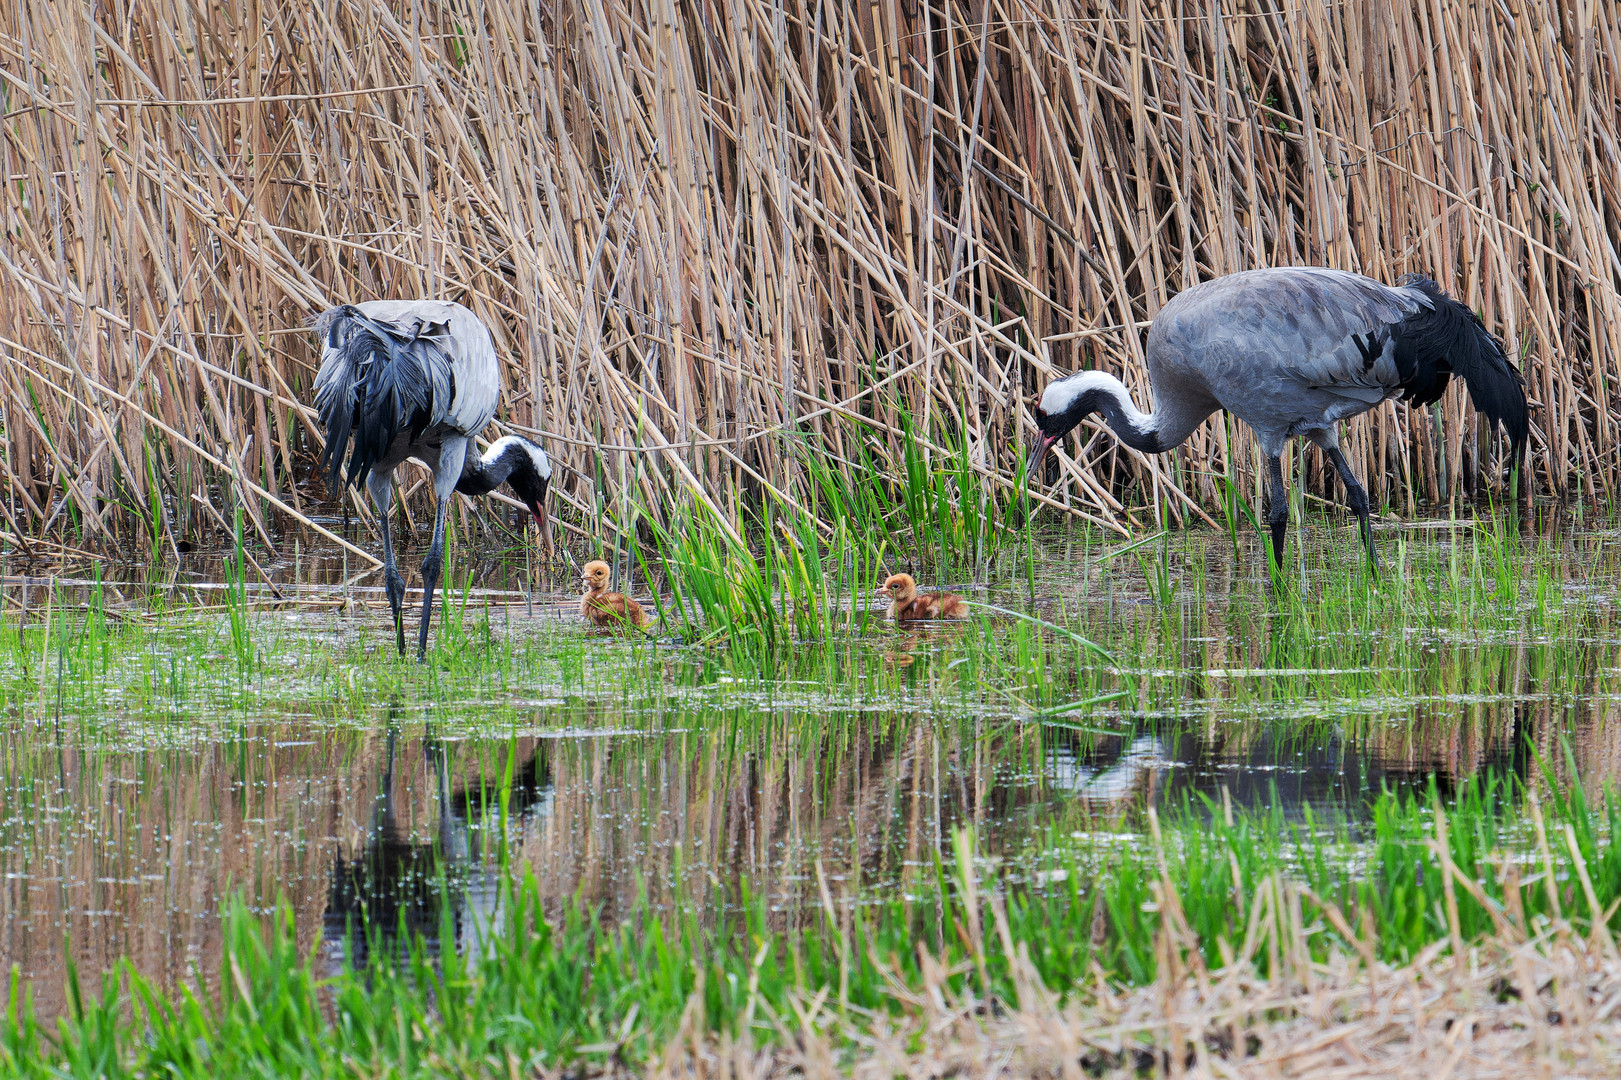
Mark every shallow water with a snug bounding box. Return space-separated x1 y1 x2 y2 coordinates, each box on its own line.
0 514 1617 1016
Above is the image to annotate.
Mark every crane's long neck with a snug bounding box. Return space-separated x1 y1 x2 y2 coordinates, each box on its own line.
455 436 552 549
456 435 550 497
1041 369 1221 457
1046 371 1164 453
1088 374 1164 453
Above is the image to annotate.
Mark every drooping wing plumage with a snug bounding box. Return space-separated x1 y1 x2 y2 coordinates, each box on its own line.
344 300 502 436
313 300 504 490
1151 267 1526 452
1389 274 1528 454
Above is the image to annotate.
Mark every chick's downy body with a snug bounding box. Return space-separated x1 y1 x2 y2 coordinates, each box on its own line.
879 573 967 621
580 560 652 631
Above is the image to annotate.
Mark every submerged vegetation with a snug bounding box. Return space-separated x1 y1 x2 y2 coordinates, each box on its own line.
0 507 1618 1070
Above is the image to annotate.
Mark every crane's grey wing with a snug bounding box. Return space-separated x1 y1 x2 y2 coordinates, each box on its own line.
354 300 502 436
1242 269 1521 450
1158 267 1426 404
1149 266 1526 454
1266 273 1428 403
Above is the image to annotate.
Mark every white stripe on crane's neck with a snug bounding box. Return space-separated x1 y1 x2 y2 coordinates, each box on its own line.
483 435 552 479
1041 371 1153 431
1038 369 1168 454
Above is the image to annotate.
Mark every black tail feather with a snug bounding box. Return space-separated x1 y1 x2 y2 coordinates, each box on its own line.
315 308 433 492
1391 275 1528 462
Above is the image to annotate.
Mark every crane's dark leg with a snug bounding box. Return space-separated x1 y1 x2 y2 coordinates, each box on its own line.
1304 430 1378 573
418 494 447 661
417 437 469 662
1265 453 1289 570
1325 446 1379 573
426 729 469 864
366 469 408 657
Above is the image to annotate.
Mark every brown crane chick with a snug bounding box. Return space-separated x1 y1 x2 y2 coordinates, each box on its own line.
878 573 968 621
580 560 652 632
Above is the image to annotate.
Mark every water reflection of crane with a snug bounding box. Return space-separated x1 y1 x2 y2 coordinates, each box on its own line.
322 723 553 972
1045 718 1532 820
1048 736 1174 807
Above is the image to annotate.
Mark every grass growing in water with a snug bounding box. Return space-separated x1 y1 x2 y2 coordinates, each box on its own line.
2 775 1618 1076
222 506 252 672
0 514 1619 1071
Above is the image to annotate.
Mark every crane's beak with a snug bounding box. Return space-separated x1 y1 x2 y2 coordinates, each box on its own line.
527 477 552 557
530 501 552 557
1028 432 1060 475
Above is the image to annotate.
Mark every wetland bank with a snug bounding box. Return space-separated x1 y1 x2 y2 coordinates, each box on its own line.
1 512 1620 1074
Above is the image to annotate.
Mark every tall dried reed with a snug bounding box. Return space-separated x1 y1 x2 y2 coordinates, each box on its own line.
1 0 1616 557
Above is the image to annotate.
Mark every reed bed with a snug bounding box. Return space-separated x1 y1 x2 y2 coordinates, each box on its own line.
1 0 1619 551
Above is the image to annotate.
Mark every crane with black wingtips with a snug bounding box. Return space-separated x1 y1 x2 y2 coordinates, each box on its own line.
1028 268 1528 572
314 299 554 659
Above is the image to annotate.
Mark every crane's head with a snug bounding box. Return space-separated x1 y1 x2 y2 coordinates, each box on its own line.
1028 374 1099 474
493 436 553 556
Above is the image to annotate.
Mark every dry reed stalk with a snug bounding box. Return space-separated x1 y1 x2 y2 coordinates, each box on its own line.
633 885 1621 1080
0 0 1617 554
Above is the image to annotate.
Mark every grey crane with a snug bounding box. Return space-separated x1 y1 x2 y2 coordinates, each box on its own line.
314 300 553 659
1028 268 1529 570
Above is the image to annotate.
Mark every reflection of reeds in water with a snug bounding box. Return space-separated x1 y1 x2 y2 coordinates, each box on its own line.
10 781 1621 1074
0 714 994 1015
0 729 347 1017
0 682 1610 1018
514 715 992 931
0 722 498 1018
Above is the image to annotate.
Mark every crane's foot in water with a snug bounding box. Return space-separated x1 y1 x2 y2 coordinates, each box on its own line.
384 568 408 657
1268 519 1288 577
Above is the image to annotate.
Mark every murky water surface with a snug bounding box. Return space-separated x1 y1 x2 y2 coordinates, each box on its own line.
0 519 1618 1015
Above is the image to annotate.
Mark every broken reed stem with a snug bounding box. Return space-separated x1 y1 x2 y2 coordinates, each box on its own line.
0 0 1616 552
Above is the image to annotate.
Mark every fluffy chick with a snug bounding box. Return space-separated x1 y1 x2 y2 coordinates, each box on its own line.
580 560 652 631
878 573 967 621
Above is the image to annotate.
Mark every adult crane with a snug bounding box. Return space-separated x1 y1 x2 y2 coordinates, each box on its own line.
314 300 553 659
1028 268 1528 571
